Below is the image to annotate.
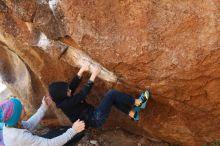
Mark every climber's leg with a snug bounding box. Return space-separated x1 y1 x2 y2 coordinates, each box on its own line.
89 90 141 128
105 90 135 112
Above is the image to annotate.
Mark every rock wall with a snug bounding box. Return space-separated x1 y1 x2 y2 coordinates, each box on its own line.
0 0 220 145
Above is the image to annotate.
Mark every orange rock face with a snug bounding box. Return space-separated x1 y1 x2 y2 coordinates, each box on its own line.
0 0 220 145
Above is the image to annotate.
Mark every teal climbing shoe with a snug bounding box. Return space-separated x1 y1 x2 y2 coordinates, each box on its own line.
138 90 151 109
133 106 140 121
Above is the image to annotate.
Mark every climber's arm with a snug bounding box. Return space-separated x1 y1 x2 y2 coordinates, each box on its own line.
69 62 90 95
63 66 101 107
71 65 101 101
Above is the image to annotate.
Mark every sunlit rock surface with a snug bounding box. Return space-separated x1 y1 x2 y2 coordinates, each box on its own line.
0 0 220 145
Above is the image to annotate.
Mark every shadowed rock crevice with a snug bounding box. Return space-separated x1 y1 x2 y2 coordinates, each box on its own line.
0 43 34 110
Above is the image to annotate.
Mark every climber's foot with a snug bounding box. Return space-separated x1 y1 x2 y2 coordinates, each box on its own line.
133 106 140 121
129 107 140 121
138 90 151 109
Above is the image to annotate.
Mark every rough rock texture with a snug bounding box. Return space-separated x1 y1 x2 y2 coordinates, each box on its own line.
65 128 166 146
0 0 220 145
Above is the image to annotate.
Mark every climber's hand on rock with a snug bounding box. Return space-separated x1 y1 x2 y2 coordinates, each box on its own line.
77 61 90 77
81 61 90 72
72 119 85 133
89 65 101 82
92 65 101 76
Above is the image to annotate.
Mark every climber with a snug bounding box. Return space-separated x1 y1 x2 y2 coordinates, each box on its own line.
0 96 85 146
48 62 151 129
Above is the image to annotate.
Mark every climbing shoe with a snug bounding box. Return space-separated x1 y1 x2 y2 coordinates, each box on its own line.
138 90 151 109
133 106 140 121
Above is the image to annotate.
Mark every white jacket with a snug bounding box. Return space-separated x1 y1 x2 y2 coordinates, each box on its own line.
3 104 76 146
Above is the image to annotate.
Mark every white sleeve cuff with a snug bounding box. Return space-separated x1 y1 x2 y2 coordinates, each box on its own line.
40 104 48 112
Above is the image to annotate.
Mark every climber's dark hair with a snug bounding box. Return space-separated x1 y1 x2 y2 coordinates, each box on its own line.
48 81 69 106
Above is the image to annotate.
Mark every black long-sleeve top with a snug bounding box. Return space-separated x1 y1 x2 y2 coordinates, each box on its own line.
57 75 95 126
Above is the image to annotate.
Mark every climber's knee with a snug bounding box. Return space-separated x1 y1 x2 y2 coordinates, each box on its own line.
105 89 119 98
